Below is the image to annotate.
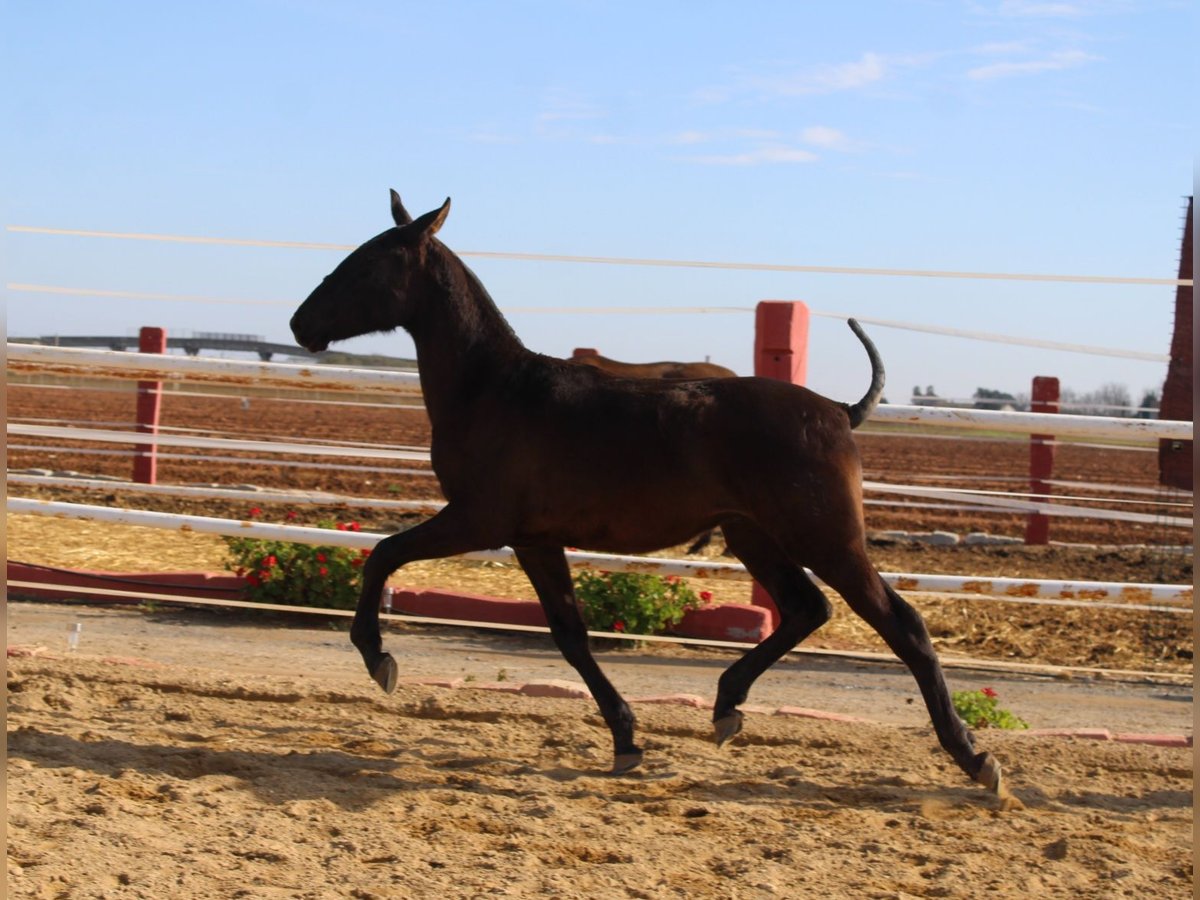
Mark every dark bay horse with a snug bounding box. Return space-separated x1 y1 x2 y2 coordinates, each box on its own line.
290 190 1008 800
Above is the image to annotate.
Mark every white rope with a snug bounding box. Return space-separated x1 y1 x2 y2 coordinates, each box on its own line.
6 226 1190 286
3 288 1175 363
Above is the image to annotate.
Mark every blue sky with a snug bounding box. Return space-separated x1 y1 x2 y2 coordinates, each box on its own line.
3 1 1192 404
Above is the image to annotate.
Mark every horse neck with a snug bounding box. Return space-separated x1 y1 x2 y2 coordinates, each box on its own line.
407 242 527 427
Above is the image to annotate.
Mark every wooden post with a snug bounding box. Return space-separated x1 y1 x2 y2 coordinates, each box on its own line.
1024 376 1059 545
133 327 167 484
748 301 811 633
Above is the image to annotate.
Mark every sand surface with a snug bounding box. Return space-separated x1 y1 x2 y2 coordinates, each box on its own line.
7 602 1194 899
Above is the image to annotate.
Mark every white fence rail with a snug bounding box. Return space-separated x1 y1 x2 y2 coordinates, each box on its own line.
6 343 422 395
7 343 1193 442
7 498 1192 612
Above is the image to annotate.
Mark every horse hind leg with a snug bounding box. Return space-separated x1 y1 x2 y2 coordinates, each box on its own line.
814 553 1014 801
713 520 834 747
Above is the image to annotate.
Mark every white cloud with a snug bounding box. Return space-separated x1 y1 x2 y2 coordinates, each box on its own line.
684 144 819 166
995 0 1088 16
753 52 888 97
967 48 1098 80
801 126 853 150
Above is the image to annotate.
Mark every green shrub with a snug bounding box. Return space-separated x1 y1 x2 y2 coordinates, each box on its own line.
573 569 703 637
223 508 370 610
952 687 1029 730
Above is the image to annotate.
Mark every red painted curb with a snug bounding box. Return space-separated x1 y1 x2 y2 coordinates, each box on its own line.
7 562 244 602
8 564 772 645
1113 733 1193 748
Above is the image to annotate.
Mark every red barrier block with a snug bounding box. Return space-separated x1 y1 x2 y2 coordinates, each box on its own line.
392 589 549 627
676 604 774 643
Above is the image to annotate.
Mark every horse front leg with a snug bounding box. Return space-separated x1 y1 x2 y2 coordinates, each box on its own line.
353 506 482 693
513 545 642 775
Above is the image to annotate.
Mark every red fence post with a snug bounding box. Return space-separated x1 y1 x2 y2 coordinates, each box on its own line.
133 327 167 484
1024 376 1059 545
754 300 810 385
748 301 811 633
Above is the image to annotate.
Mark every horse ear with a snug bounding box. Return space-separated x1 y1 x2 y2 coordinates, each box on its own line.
410 198 451 239
390 189 413 226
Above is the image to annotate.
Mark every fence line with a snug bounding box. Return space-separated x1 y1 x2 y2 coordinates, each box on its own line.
8 225 1192 286
7 423 433 462
7 498 1192 610
5 287 1173 363
9 470 1190 530
8 344 1192 443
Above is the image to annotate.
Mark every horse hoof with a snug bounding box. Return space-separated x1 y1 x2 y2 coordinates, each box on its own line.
611 750 644 775
974 752 1002 793
371 654 399 694
713 710 744 747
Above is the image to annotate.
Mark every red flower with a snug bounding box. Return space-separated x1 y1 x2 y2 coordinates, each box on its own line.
335 523 347 531
351 558 364 567
263 555 277 568
360 548 371 558
246 574 260 587
285 510 298 521
612 621 626 633
319 566 329 577
248 507 262 518
258 569 271 582
316 553 327 563
235 567 246 578
699 591 713 602
348 522 361 532
981 687 998 699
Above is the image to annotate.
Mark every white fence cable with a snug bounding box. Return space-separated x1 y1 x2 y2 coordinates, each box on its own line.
6 498 1192 611
5 290 1172 362
6 225 1192 286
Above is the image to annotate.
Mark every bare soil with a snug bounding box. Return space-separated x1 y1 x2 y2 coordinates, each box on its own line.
7 628 1194 900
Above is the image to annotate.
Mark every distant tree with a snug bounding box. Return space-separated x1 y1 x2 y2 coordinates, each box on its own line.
1061 383 1133 416
972 387 1018 410
1137 389 1160 419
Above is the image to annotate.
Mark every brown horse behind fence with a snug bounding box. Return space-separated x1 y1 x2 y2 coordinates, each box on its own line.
569 352 736 381
289 190 1010 802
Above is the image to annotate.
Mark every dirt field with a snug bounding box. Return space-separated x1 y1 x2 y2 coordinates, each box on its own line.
7 623 1194 899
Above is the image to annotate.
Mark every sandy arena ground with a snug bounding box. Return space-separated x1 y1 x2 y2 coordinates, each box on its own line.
7 601 1194 900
